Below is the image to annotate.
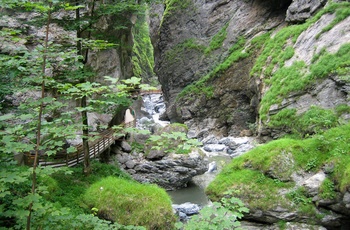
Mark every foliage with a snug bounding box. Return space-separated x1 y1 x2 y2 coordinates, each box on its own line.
0 0 158 229
319 178 336 200
176 192 248 230
207 124 350 220
147 131 202 154
83 176 176 230
0 160 143 229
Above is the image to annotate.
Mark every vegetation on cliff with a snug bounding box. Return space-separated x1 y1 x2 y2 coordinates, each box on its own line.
207 124 350 222
251 1 350 125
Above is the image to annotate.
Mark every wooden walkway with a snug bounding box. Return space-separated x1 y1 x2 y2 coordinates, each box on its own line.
24 128 117 168
139 89 162 95
23 89 162 168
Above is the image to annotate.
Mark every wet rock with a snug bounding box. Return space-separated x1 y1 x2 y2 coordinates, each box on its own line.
172 202 201 216
130 150 208 190
207 161 217 173
116 153 130 164
120 141 132 153
203 144 226 152
201 134 219 145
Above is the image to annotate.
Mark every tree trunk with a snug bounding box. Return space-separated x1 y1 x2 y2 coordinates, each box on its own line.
27 3 52 229
81 95 91 175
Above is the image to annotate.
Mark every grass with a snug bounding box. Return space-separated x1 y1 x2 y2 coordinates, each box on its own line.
83 176 175 230
49 161 176 229
252 2 350 123
50 161 132 215
268 106 340 137
206 124 350 218
205 23 229 54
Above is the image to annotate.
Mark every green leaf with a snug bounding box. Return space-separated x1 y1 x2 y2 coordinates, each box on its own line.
0 114 14 121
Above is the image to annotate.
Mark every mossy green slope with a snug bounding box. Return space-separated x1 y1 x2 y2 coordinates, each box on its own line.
206 124 350 220
83 176 176 230
251 2 350 123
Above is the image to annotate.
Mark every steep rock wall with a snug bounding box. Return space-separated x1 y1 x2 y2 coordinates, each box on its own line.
153 0 350 140
153 0 291 138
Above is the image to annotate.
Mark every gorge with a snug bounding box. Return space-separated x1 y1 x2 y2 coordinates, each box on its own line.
0 0 350 229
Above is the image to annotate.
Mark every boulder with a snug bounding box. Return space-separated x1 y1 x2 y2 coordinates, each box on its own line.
172 202 201 216
131 150 208 190
286 0 327 23
120 141 132 153
203 144 226 152
302 171 326 196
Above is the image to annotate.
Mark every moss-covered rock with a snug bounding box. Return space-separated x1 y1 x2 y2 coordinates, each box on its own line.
206 124 350 227
83 176 176 229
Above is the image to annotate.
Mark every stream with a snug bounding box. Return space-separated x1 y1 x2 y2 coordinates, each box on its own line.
135 93 250 208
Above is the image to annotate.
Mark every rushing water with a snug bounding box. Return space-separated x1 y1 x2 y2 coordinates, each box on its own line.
137 94 232 206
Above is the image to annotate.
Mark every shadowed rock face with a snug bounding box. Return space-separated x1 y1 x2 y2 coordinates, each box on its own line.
152 0 350 139
152 0 291 137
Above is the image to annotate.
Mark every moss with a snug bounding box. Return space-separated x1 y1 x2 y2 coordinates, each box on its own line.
206 169 293 210
205 23 229 54
132 12 156 84
162 0 193 21
268 105 341 137
83 176 176 229
319 178 336 200
254 2 350 123
177 36 249 100
164 38 205 64
316 2 350 39
335 104 350 116
207 124 350 217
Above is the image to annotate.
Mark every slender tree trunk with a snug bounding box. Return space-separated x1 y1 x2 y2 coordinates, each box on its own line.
26 3 52 230
76 0 96 175
81 95 91 175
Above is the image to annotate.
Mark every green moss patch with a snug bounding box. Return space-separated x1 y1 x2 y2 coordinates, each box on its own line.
207 124 350 217
253 2 350 123
268 106 340 137
83 176 175 229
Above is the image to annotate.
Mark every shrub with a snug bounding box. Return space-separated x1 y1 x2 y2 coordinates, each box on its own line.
176 194 249 230
83 177 176 229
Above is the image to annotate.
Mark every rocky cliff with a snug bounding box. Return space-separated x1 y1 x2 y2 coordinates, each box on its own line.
152 0 350 141
152 0 350 228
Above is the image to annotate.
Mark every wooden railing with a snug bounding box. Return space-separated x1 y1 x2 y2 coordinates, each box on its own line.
24 121 135 168
140 89 162 95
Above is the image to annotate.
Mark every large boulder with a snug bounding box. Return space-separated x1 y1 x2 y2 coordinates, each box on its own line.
112 148 208 190
286 0 327 23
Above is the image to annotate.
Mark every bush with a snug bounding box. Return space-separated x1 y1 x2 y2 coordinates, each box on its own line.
83 177 176 229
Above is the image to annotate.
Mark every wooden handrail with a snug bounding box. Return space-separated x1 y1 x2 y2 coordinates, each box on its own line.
24 120 136 168
139 89 162 95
